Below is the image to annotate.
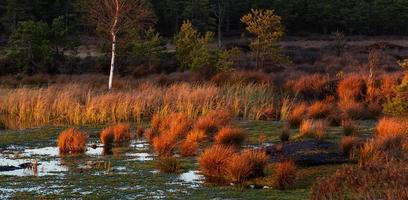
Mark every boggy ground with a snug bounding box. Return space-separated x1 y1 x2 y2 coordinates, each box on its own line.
0 120 375 199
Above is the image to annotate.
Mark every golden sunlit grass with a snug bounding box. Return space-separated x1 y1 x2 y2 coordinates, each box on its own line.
58 128 87 154
0 82 275 129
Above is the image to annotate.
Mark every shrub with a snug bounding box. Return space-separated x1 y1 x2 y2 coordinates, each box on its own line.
287 103 307 127
341 119 359 136
274 160 297 190
340 136 359 157
376 117 408 137
225 153 254 183
337 75 367 101
58 128 87 154
194 110 232 135
198 145 235 182
155 156 181 173
299 119 328 140
214 127 246 147
175 20 213 70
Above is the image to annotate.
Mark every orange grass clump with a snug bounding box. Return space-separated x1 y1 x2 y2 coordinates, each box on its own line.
180 129 207 157
150 112 193 156
198 145 235 182
340 136 359 157
194 110 232 135
307 100 334 119
242 149 268 177
376 117 408 137
338 99 367 120
100 123 132 146
214 127 246 147
225 153 254 183
274 160 297 190
291 74 330 99
113 123 132 143
58 128 87 154
337 75 367 101
287 103 308 127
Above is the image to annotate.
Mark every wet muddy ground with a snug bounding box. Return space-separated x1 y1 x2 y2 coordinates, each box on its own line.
0 121 376 199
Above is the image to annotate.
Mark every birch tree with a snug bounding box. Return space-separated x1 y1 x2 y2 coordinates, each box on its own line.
88 0 154 90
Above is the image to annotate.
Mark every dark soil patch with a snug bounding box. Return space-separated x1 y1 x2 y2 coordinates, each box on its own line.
267 139 349 166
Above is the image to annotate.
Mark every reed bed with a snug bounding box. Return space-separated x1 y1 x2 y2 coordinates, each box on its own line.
0 82 276 129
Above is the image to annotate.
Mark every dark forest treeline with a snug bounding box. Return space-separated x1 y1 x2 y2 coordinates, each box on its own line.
2 0 408 38
1 0 408 75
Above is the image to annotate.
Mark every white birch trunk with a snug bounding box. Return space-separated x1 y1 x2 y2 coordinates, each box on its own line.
108 34 116 90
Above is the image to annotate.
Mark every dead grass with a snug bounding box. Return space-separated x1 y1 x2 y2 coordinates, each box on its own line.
214 127 246 147
58 128 87 154
273 160 297 190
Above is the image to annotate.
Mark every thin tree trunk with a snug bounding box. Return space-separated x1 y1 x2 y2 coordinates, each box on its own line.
109 34 116 90
218 18 222 48
109 0 119 90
